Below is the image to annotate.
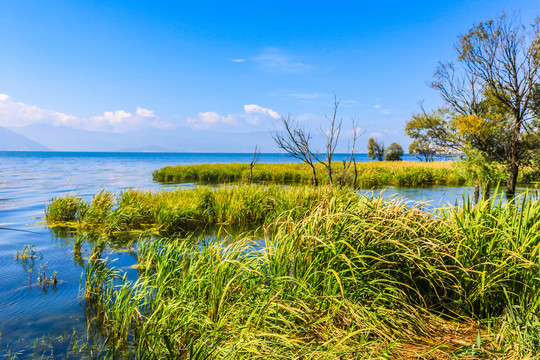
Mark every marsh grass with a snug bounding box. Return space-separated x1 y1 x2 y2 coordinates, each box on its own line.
45 185 346 238
153 161 478 187
67 188 540 358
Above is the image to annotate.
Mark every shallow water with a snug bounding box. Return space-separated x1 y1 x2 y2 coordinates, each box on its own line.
0 151 512 357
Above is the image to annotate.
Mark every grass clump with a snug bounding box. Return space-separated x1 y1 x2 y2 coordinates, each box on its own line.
75 190 540 358
45 194 87 222
45 185 346 237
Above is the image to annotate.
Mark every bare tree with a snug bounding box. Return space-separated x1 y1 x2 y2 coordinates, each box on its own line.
315 95 342 185
337 118 362 187
249 145 261 184
272 114 319 186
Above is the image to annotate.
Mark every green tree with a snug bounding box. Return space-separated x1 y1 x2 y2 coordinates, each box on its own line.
409 140 435 162
407 15 540 198
447 15 540 198
384 143 404 161
367 137 385 161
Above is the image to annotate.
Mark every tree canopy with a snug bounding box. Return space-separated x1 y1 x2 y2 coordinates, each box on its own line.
406 14 540 198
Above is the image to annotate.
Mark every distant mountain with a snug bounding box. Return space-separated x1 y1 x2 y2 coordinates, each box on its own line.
8 124 124 151
7 124 281 152
0 127 49 151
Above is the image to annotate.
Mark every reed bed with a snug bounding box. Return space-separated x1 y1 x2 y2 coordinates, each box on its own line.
63 188 540 358
45 186 346 237
153 161 477 187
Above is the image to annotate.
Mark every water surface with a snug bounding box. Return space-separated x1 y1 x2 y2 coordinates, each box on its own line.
0 151 484 357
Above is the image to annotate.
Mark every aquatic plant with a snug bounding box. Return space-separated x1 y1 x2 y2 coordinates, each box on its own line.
45 185 346 237
76 191 540 358
45 194 87 222
15 244 37 261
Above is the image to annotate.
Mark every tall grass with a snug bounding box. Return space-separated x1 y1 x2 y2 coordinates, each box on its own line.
45 185 346 237
76 189 540 358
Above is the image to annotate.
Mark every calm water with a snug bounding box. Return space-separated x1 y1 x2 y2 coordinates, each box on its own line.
0 151 477 357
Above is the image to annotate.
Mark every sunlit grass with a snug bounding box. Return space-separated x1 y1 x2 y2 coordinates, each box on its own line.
153 161 472 186
45 185 346 237
153 161 540 188
58 188 540 358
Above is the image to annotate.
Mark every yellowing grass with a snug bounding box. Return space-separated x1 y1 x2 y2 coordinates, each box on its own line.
153 161 471 186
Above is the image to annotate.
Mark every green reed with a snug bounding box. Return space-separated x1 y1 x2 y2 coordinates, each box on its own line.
46 186 540 357
45 185 346 237
153 161 478 187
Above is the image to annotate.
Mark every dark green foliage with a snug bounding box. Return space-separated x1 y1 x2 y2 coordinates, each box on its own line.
384 142 404 161
367 137 385 161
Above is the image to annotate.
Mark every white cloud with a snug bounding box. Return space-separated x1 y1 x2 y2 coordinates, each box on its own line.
253 47 311 74
246 117 262 125
136 107 156 118
0 93 79 128
185 111 238 129
244 104 280 119
0 93 173 132
369 132 384 139
381 109 393 115
374 104 381 109
230 58 246 63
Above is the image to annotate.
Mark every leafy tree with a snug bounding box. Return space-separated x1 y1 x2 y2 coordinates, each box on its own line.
409 140 435 162
407 15 540 198
367 137 385 161
405 106 460 154
384 143 404 161
449 15 540 198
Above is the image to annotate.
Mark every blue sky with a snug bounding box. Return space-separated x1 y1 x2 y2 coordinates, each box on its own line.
1 0 539 152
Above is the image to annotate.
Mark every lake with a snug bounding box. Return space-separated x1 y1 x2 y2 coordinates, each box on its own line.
0 151 480 357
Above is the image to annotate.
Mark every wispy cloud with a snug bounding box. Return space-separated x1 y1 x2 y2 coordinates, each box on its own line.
368 132 384 139
185 111 238 129
271 91 326 100
0 93 174 132
230 58 246 63
253 47 312 74
373 104 393 115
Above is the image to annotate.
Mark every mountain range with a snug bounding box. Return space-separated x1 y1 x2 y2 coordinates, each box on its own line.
2 124 279 152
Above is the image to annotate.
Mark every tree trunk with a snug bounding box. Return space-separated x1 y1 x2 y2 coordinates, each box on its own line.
482 182 491 201
309 163 318 186
506 161 519 200
353 158 358 188
327 164 333 185
506 115 522 200
473 179 480 204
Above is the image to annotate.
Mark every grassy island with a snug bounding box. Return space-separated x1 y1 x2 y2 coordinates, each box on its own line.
153 161 470 186
153 161 540 187
45 185 540 358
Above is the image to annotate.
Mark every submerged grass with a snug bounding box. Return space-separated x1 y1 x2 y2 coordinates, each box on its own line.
53 186 540 358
